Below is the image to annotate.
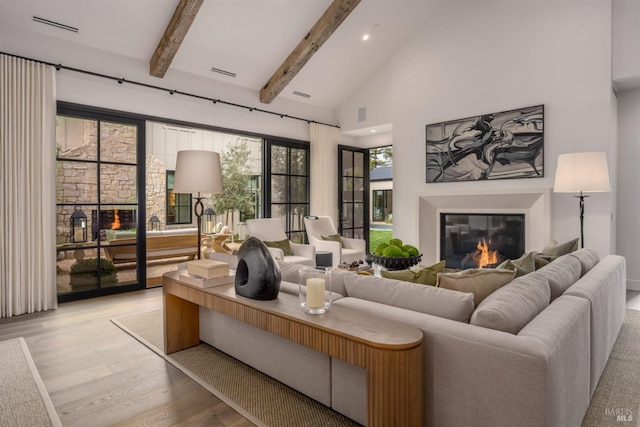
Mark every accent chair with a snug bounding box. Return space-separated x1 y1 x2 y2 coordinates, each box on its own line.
246 218 316 266
303 216 366 267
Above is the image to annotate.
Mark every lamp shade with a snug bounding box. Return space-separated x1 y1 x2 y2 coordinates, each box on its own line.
553 152 611 193
173 150 223 194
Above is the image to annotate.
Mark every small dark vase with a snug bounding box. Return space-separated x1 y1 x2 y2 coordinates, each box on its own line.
235 237 281 300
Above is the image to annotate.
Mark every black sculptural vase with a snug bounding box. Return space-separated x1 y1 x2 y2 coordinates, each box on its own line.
235 237 281 300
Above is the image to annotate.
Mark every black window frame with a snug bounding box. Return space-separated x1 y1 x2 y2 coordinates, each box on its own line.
165 170 193 225
264 138 310 242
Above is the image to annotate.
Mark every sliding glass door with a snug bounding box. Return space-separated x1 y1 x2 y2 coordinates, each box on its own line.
56 105 146 302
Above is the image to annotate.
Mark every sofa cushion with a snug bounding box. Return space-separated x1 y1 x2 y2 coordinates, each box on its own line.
263 239 293 256
470 273 551 334
529 254 582 301
343 274 474 322
541 238 579 257
380 260 446 286
277 261 349 296
568 248 600 277
437 269 516 306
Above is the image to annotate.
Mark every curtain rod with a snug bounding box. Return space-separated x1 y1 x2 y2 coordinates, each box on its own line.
0 51 340 129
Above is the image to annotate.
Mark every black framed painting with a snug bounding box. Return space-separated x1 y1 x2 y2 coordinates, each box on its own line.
425 104 544 183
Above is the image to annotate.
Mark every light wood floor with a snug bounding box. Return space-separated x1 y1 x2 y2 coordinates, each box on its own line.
2 288 640 426
0 288 253 427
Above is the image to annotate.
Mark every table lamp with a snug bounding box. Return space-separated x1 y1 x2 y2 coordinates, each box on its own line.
553 152 610 248
173 150 223 259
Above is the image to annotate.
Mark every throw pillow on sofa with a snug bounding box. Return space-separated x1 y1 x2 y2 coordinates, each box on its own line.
263 239 293 256
437 269 516 307
541 238 579 257
321 234 343 247
380 260 446 286
497 252 536 277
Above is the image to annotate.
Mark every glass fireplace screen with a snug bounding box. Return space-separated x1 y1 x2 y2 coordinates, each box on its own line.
440 213 525 269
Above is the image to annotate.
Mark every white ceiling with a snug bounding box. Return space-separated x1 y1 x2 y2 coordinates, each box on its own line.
0 0 445 110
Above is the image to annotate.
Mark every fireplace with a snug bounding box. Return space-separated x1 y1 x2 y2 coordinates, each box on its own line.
92 209 137 240
417 187 552 266
440 213 525 269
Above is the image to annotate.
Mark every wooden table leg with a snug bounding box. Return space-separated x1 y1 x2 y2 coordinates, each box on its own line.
163 289 200 354
367 343 424 426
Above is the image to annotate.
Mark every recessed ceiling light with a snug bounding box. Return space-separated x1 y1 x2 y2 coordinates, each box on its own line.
370 129 377 133
362 34 370 41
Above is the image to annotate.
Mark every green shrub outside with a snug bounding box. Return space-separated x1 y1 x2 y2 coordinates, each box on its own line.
70 257 117 277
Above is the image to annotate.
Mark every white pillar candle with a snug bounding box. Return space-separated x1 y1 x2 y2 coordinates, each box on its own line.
306 277 325 308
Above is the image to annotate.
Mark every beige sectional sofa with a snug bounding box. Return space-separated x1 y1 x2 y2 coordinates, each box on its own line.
198 248 626 426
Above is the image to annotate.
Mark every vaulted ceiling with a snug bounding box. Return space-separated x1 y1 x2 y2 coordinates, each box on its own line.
0 0 445 110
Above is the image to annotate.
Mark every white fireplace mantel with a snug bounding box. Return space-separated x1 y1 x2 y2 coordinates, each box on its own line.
416 187 552 265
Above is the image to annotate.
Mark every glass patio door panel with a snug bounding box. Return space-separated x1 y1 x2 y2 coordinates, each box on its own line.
265 139 310 243
338 145 369 242
56 106 145 302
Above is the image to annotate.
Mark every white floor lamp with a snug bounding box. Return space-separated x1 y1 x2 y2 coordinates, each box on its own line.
553 152 611 249
173 150 223 260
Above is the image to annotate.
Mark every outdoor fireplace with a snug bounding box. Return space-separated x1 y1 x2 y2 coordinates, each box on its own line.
440 213 525 269
91 209 137 240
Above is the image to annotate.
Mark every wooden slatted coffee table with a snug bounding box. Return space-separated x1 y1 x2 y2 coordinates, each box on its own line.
162 271 424 426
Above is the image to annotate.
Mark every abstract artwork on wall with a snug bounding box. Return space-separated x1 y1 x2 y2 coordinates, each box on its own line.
425 105 544 183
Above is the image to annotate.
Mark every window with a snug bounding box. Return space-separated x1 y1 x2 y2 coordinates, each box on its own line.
265 139 310 243
166 171 192 225
241 175 262 222
372 189 393 222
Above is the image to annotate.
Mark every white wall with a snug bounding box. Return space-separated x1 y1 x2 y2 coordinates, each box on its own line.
617 88 640 290
338 0 615 259
0 26 336 142
613 0 640 87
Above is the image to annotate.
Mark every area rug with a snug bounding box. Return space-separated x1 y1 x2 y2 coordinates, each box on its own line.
114 309 640 427
0 337 62 427
112 311 360 427
582 309 640 426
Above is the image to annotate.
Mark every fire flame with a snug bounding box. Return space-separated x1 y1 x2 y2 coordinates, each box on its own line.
475 238 498 269
111 209 121 230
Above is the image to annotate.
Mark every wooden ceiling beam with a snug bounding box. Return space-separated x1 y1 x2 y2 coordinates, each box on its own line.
259 0 361 104
150 0 204 78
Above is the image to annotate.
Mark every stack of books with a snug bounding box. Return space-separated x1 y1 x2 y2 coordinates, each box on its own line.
178 259 234 288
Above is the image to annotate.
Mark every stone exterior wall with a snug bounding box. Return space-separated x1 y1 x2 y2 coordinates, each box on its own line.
56 122 167 243
146 155 166 229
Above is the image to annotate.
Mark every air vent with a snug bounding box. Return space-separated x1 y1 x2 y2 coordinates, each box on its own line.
293 91 311 99
210 67 236 78
32 16 78 33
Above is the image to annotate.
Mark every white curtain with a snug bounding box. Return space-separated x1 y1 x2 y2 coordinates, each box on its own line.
309 123 340 222
0 54 57 318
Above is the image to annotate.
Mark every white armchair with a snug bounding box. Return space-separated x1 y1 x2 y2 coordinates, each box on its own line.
246 218 316 266
303 216 367 267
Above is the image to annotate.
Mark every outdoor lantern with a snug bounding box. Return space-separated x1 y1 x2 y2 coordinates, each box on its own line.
70 207 87 243
203 205 216 234
148 214 161 231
